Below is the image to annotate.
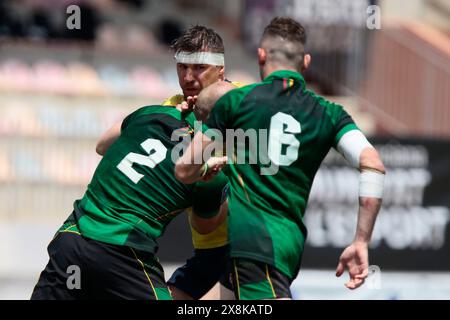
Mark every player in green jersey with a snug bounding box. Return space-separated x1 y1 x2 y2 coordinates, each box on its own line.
31 106 228 300
175 17 386 300
95 26 236 300
163 26 231 300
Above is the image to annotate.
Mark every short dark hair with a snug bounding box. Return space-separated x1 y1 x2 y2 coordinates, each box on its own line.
171 25 225 54
262 17 307 45
261 17 307 68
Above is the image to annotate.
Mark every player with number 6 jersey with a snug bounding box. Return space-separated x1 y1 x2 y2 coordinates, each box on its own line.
176 17 385 299
202 70 357 282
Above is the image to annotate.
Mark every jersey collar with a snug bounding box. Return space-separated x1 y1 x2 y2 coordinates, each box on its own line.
263 70 306 90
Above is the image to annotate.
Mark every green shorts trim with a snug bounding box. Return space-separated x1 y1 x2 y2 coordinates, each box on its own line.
231 258 292 300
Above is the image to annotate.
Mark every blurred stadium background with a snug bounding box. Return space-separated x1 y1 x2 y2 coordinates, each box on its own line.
1 0 449 299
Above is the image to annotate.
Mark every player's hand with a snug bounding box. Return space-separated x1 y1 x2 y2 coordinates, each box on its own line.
335 241 369 290
201 156 228 182
176 96 197 113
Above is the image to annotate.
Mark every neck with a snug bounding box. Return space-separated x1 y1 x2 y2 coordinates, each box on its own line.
261 64 299 80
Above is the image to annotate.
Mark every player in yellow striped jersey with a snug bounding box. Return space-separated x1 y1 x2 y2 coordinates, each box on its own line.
163 26 241 300
94 26 239 300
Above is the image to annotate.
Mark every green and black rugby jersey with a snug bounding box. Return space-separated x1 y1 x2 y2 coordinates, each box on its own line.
205 70 358 280
60 106 227 254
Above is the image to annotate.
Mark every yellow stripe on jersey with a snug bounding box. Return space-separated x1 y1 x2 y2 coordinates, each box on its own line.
190 217 228 249
161 81 242 107
186 207 228 249
162 94 184 107
229 81 243 88
289 79 294 88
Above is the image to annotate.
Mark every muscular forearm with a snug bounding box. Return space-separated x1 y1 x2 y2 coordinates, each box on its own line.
175 131 211 184
354 197 381 243
335 133 386 288
175 162 206 184
354 147 385 243
176 156 228 184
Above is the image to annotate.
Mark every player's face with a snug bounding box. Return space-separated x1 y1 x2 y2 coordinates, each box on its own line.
177 63 224 98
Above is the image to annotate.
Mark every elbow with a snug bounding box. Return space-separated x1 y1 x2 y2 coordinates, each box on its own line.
371 152 386 174
96 143 106 156
370 159 386 175
361 148 386 174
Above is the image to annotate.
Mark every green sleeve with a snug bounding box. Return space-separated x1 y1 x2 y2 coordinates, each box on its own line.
191 171 229 218
322 99 359 147
307 91 360 147
335 122 359 146
332 106 359 147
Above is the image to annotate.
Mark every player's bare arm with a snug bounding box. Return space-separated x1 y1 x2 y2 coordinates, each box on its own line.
175 82 235 184
96 121 122 156
175 130 227 184
335 131 386 289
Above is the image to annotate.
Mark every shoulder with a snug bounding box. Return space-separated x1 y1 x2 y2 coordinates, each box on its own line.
122 105 181 129
217 82 265 107
304 89 349 122
304 89 343 110
129 105 179 117
162 94 184 106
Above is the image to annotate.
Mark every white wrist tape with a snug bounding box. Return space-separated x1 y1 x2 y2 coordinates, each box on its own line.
337 130 373 168
174 51 225 66
359 170 385 198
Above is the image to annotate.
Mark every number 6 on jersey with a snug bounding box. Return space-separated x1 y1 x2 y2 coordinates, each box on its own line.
268 112 301 166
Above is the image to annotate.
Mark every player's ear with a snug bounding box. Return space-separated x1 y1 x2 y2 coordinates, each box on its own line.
258 48 267 67
218 66 225 80
302 54 311 71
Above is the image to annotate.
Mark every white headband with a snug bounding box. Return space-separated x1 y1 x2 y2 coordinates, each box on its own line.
174 51 225 66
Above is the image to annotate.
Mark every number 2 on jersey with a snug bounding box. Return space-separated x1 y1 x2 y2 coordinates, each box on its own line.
117 138 167 183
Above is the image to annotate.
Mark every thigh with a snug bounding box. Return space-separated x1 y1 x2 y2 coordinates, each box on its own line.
167 245 229 300
82 239 171 300
230 258 292 300
31 232 88 300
